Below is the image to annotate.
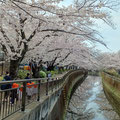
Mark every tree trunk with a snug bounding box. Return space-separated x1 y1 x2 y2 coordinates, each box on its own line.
9 60 20 79
47 65 54 71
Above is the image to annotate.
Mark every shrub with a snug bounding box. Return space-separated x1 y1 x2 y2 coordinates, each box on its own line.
51 70 58 76
0 76 3 81
39 70 47 78
17 70 30 79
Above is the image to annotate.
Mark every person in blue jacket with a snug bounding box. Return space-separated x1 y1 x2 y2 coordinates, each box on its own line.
1 71 12 101
25 73 31 83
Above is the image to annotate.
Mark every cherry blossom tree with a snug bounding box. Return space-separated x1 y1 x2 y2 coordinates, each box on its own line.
0 0 119 78
97 51 120 69
24 33 100 71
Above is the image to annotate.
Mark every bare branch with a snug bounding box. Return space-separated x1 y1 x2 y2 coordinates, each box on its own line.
27 21 42 42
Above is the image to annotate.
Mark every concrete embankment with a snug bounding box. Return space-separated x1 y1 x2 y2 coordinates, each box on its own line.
101 72 120 118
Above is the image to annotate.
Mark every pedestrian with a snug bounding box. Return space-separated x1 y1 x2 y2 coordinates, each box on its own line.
11 83 19 104
25 73 32 100
32 61 37 78
25 73 31 83
3 71 12 100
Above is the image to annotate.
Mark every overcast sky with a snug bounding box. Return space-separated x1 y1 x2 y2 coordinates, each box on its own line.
60 0 120 53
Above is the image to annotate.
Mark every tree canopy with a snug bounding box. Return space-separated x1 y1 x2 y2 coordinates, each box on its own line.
0 0 119 77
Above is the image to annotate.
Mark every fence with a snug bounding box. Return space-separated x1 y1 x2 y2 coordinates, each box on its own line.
0 76 64 120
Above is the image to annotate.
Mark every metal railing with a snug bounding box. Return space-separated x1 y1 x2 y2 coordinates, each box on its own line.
0 75 64 120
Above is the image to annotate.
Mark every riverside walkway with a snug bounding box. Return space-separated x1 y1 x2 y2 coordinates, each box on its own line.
0 69 87 120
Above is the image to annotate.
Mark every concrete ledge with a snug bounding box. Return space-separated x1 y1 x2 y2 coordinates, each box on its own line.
5 90 61 120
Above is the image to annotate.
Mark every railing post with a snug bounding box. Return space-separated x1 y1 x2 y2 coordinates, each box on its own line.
21 82 26 111
55 78 57 89
51 78 54 92
56 78 59 89
58 79 60 89
37 80 41 101
46 78 49 95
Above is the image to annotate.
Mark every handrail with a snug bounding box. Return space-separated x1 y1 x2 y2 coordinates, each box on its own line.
0 76 62 85
0 73 65 119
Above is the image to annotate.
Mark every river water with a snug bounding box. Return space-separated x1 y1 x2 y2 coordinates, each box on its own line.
66 76 120 120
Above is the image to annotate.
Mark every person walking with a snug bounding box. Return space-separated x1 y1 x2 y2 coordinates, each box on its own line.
29 60 37 78
25 73 31 82
25 73 32 100
11 83 19 104
4 71 12 100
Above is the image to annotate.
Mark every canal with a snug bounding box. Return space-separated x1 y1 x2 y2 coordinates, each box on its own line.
66 76 119 120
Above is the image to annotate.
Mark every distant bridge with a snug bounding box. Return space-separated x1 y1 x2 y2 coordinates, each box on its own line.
0 69 88 120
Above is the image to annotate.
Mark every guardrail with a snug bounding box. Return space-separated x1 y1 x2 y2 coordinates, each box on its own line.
0 75 64 120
